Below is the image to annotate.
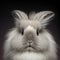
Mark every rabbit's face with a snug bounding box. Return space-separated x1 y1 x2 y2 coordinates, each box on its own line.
4 10 57 60
10 10 55 53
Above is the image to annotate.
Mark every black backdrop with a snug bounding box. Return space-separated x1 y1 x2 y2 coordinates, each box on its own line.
0 1 60 60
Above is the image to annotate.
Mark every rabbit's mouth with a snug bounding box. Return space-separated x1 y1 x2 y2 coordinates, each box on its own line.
23 43 40 52
24 45 37 52
22 41 46 53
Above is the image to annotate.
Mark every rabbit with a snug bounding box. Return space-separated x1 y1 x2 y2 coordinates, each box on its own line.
3 10 57 60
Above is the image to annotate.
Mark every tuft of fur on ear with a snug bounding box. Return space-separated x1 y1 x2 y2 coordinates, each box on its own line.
33 11 55 27
11 10 28 27
29 11 36 20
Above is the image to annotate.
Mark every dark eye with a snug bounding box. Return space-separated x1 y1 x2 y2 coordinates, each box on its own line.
37 29 43 35
18 28 24 35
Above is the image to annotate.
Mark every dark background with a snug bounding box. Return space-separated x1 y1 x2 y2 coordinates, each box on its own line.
0 1 60 60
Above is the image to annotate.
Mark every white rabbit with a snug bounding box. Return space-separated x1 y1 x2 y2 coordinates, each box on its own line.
3 10 57 60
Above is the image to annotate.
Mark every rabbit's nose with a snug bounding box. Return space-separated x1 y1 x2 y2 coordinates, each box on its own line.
24 26 36 40
26 32 34 40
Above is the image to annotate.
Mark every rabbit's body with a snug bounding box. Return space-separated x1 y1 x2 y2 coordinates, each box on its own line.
4 10 57 60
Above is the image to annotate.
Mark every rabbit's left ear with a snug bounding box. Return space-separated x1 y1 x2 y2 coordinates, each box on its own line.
11 10 28 27
33 11 55 26
11 10 28 20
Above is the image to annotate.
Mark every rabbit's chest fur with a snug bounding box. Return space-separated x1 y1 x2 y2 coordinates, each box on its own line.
12 52 46 60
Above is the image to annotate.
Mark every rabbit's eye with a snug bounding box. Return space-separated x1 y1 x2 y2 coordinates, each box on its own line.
18 28 24 35
37 29 43 35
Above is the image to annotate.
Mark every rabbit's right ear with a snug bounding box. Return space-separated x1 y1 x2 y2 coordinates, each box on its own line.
33 11 55 27
11 10 28 27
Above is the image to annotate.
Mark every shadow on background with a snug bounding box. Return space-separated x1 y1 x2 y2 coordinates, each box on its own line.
0 1 60 60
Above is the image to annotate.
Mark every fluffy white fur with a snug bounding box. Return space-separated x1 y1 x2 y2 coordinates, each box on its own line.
3 10 57 60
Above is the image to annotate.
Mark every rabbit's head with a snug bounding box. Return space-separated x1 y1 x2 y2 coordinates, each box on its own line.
4 10 57 60
9 10 55 52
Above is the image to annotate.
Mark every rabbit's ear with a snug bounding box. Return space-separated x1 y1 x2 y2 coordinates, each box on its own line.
11 10 28 27
11 10 28 20
33 11 55 26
